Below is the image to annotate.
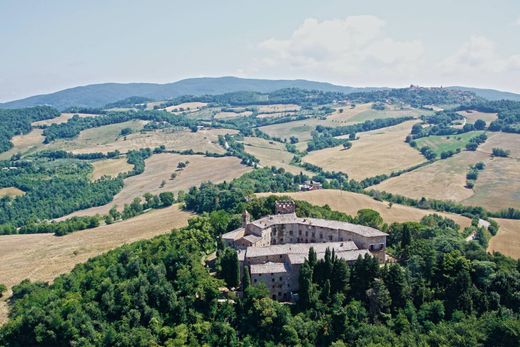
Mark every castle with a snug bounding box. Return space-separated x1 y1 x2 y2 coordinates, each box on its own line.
222 200 388 301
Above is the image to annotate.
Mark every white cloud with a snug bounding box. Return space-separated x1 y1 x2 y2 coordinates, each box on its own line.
440 36 520 74
242 16 520 92
250 16 425 85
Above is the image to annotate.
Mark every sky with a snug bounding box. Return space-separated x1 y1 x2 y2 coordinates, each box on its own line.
1 0 519 102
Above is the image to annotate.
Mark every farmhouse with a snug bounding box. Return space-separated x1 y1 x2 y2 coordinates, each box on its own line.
222 200 388 301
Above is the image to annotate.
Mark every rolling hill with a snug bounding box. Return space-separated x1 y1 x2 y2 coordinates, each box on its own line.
1 76 519 110
0 77 380 110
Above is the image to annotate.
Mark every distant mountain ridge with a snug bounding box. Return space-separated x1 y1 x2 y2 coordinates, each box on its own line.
1 76 519 110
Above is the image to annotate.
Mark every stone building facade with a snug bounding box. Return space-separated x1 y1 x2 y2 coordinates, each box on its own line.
222 200 388 301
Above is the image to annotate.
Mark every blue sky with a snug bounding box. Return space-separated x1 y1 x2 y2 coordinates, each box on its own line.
1 0 519 101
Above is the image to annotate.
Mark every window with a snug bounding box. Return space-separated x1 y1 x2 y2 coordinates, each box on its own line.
299 230 302 236
279 276 282 281
254 279 257 283
320 233 323 239
289 230 293 235
329 235 333 241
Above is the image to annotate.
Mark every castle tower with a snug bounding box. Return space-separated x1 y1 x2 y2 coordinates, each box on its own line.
275 200 296 214
242 210 251 227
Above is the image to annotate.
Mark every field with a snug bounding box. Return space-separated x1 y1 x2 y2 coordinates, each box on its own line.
478 132 520 159
0 128 45 160
49 125 234 155
214 111 252 119
91 158 133 180
0 187 25 197
61 153 251 218
256 189 472 228
45 120 147 153
0 204 192 325
375 150 488 202
257 104 300 113
461 157 520 211
488 218 520 259
414 131 485 156
457 110 497 126
242 137 312 175
31 112 98 127
328 103 431 124
303 121 425 180
260 118 327 142
259 104 428 143
165 102 207 112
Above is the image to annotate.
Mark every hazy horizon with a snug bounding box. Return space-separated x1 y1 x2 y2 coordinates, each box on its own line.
2 0 519 102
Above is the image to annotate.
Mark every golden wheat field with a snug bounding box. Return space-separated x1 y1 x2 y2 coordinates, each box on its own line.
375 150 489 202
0 129 45 160
61 153 251 218
0 187 25 198
242 137 312 175
91 158 133 180
165 102 207 112
303 121 425 180
31 113 98 127
488 218 520 259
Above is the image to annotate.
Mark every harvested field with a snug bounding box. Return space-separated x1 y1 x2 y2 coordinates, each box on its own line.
375 150 489 202
327 103 372 121
303 121 425 180
0 187 25 197
214 111 253 119
462 157 520 211
50 126 234 155
260 118 327 141
0 204 192 325
328 103 430 124
91 158 133 180
243 137 312 175
478 132 520 159
457 110 497 126
257 190 472 228
145 101 164 110
165 102 207 112
488 218 520 259
61 153 251 218
257 112 297 119
0 129 45 160
31 113 98 127
257 104 300 113
414 131 485 156
45 120 147 153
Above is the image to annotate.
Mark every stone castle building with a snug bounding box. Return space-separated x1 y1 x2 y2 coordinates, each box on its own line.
222 200 388 301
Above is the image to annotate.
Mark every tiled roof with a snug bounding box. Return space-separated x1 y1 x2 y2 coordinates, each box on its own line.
222 227 245 241
243 234 262 243
246 241 358 258
246 213 386 237
250 262 289 274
